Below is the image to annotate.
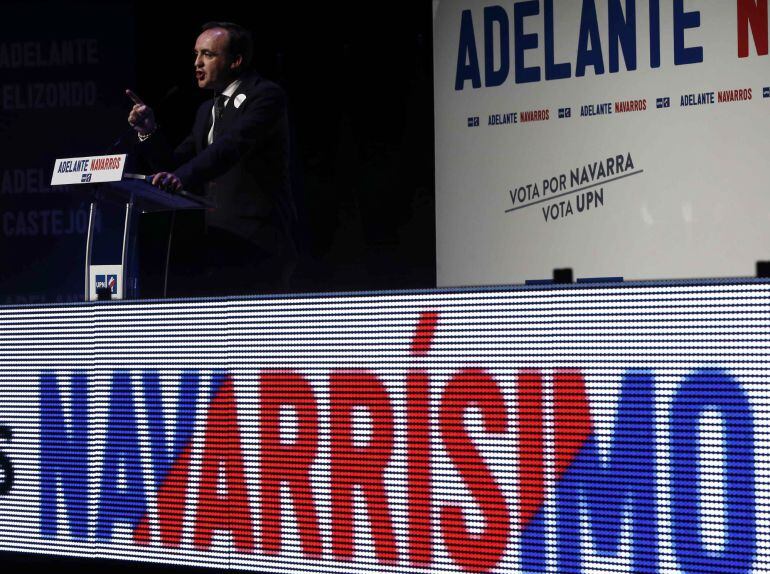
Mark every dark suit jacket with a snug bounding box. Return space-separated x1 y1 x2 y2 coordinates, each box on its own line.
139 72 295 258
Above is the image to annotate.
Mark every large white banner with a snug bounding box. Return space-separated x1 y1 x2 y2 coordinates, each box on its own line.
434 0 770 286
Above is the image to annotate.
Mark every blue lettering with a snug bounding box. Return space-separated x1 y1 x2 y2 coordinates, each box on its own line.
576 0 605 76
609 0 637 72
544 0 571 80
673 0 703 65
484 6 509 87
649 0 660 67
521 510 547 572
97 370 147 540
142 370 200 490
671 369 755 573
514 0 541 84
555 371 657 572
455 10 481 90
40 370 88 539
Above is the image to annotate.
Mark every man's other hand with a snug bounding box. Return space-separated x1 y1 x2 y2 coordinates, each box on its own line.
150 172 183 193
126 89 158 135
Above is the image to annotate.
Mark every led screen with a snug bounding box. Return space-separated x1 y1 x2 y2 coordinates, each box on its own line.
0 282 766 573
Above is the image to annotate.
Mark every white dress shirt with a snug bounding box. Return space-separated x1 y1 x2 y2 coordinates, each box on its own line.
207 78 242 145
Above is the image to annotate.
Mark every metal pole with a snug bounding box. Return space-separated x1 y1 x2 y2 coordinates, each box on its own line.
121 196 134 299
163 210 177 298
84 202 96 302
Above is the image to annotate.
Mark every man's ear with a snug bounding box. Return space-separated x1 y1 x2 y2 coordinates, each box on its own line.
230 54 243 73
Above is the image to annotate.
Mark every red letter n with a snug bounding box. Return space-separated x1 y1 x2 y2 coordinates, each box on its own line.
738 0 768 57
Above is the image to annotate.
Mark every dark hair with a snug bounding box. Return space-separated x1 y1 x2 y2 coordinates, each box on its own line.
201 21 253 73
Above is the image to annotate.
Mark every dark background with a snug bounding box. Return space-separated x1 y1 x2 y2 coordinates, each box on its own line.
0 1 435 302
133 1 436 294
0 1 139 304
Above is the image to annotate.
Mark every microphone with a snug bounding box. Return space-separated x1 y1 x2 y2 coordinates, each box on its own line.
159 85 181 103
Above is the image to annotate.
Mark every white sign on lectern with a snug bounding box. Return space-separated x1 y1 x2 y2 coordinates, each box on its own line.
50 154 126 186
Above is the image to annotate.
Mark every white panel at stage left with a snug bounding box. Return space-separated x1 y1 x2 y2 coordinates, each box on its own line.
434 0 770 285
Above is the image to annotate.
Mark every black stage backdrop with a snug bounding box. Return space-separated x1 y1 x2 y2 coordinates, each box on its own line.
0 1 435 303
0 2 136 304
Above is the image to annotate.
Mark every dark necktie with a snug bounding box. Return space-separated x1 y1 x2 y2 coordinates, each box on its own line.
212 93 226 142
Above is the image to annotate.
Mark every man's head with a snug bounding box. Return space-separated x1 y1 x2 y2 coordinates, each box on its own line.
194 22 253 91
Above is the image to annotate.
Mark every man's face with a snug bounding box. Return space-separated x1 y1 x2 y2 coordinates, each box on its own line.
193 28 238 91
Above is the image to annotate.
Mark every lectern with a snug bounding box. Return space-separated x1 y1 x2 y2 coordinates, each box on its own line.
50 154 211 300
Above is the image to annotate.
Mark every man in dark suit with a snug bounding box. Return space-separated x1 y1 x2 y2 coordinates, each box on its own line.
128 21 295 295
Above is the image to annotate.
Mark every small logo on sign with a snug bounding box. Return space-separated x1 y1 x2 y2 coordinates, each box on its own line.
96 274 118 294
